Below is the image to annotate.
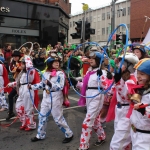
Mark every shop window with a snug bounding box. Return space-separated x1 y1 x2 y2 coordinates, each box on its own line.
0 16 39 30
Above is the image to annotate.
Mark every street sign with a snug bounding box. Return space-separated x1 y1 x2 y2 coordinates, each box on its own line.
82 4 89 11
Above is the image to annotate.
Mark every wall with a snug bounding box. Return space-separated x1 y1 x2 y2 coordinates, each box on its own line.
68 0 130 44
27 0 71 14
130 0 150 40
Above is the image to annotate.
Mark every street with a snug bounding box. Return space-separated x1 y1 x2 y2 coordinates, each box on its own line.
0 89 114 150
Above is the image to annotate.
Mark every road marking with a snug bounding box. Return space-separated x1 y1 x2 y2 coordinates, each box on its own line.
0 104 84 122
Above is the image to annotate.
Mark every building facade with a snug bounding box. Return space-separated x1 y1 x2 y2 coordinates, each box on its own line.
130 0 150 42
0 0 71 49
68 0 130 45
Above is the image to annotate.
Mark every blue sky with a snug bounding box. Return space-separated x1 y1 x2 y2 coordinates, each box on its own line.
70 0 124 14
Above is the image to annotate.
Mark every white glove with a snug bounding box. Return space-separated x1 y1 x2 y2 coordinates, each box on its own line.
7 83 12 87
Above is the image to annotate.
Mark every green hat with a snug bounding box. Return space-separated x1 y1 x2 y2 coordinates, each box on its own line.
69 44 76 50
109 59 116 69
64 48 69 51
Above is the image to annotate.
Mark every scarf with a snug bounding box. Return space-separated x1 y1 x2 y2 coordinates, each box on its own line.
78 70 96 106
51 69 57 77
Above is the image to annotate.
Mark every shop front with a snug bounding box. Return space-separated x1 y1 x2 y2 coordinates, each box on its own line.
0 0 69 49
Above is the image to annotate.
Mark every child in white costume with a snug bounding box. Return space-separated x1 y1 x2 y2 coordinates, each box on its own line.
110 53 139 150
0 56 10 111
8 56 40 131
72 51 112 150
30 54 73 143
129 58 150 150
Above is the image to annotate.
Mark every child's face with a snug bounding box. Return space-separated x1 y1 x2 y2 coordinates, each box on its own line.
133 49 142 59
89 58 97 67
137 70 150 85
52 60 60 69
13 56 19 62
21 62 26 70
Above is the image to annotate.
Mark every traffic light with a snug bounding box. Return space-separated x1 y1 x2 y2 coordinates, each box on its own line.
116 34 122 42
84 22 95 40
70 21 82 39
122 34 126 44
85 22 90 40
116 34 126 45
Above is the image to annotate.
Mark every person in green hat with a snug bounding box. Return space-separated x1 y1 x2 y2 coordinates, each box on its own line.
109 59 117 76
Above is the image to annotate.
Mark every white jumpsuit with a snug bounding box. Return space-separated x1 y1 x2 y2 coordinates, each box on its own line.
31 71 73 139
9 70 36 129
130 93 150 150
79 68 108 150
0 64 8 109
110 75 136 150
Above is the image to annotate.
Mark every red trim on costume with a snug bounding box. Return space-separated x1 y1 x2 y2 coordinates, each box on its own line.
106 75 137 122
32 70 40 108
2 64 12 93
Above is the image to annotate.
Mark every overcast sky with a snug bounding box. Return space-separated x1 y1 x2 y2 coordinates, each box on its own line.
70 0 124 14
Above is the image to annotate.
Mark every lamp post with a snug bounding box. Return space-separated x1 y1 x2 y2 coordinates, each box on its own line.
82 3 89 51
111 0 118 48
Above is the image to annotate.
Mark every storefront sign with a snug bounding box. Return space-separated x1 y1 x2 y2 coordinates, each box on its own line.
0 27 39 36
0 7 10 13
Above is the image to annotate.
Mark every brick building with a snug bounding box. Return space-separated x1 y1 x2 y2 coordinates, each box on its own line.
27 0 71 15
0 0 71 48
130 0 150 42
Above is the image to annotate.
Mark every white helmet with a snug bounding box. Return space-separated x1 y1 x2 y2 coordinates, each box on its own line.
119 53 139 65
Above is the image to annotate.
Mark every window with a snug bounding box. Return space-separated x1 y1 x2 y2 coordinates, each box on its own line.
107 12 110 20
127 24 130 31
97 15 101 22
117 11 120 17
102 13 105 20
122 8 126 16
90 16 92 22
98 29 100 35
128 7 130 15
73 21 75 27
106 27 109 35
70 22 72 27
102 28 105 35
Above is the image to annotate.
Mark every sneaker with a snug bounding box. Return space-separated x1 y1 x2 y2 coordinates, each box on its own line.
20 126 26 130
62 135 73 143
25 127 35 131
94 139 106 146
0 108 7 112
31 137 42 142
6 112 15 121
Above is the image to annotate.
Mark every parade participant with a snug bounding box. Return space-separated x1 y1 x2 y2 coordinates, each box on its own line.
29 53 73 143
128 58 150 150
100 59 116 126
6 50 22 120
0 56 11 111
109 53 139 150
73 51 111 150
7 56 40 130
133 44 149 60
